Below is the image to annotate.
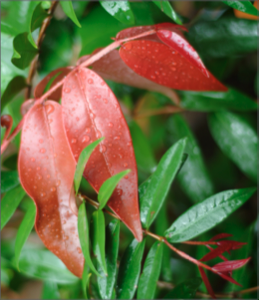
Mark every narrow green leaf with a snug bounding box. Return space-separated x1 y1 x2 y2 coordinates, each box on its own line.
98 169 131 210
90 210 107 275
166 115 214 203
153 1 182 25
1 171 20 194
208 112 257 183
14 199 36 270
82 263 91 299
78 203 100 277
222 1 258 16
164 277 202 299
137 241 163 299
60 1 81 28
97 219 120 299
17 249 78 284
1 185 25 230
117 238 146 299
165 187 256 243
179 88 258 111
42 281 60 299
129 120 157 174
140 138 187 229
74 137 104 195
31 2 49 32
100 1 135 25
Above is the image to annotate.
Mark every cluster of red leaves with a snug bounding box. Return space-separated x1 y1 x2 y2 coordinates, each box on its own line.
2 23 230 278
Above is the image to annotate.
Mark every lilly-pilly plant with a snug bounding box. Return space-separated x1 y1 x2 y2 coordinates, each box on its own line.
1 2 258 299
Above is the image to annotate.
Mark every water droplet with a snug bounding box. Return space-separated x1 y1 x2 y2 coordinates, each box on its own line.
47 174 50 179
124 43 132 51
40 148 46 153
77 247 82 254
51 187 56 192
41 192 46 197
103 98 108 104
108 122 114 127
124 163 128 167
71 138 77 144
96 131 102 138
117 189 123 196
31 157 35 162
45 104 54 115
88 78 93 84
64 87 71 93
114 136 120 140
39 139 43 144
86 127 91 133
82 135 90 143
151 75 156 79
56 180 61 187
100 145 107 153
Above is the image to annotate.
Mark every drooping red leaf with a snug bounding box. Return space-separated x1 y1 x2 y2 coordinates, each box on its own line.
119 40 227 91
1 115 13 142
34 67 73 101
61 67 143 241
200 243 232 262
79 49 180 104
18 101 84 277
217 240 246 251
212 258 251 273
209 233 233 241
198 266 216 299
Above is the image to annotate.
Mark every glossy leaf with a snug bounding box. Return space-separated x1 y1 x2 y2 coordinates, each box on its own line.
222 1 258 16
1 171 20 194
1 185 25 230
153 1 182 25
90 210 107 274
165 188 256 243
166 114 214 203
82 263 91 299
212 258 251 272
164 277 202 299
200 243 232 262
74 138 104 195
208 112 257 182
14 199 36 270
116 239 146 299
60 1 81 28
179 88 258 111
100 1 135 25
140 138 187 229
78 203 99 277
18 101 84 277
129 120 156 174
137 241 163 299
17 249 79 284
98 169 131 210
62 67 142 241
97 219 120 299
42 281 60 299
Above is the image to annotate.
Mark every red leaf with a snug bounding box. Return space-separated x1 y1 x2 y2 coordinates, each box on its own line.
209 233 233 241
84 49 180 104
217 240 246 251
119 40 227 91
200 243 232 262
1 115 13 142
34 67 73 101
18 101 84 277
198 266 216 299
212 258 251 272
61 67 143 241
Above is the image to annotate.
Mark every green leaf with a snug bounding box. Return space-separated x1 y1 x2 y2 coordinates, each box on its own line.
78 203 99 276
129 120 156 174
12 33 38 69
187 15 257 58
60 1 81 28
164 277 202 299
140 138 187 229
17 249 79 284
100 1 135 25
117 239 146 299
222 1 258 16
82 263 91 299
208 112 257 182
42 281 60 299
98 169 131 210
165 187 256 243
14 199 36 270
166 115 214 203
90 210 107 275
74 137 104 195
1 185 25 230
137 241 163 299
153 1 182 25
1 171 20 194
97 219 120 299
179 88 258 111
31 2 49 32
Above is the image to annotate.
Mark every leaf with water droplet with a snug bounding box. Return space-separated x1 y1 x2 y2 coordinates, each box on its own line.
18 101 84 277
74 137 104 195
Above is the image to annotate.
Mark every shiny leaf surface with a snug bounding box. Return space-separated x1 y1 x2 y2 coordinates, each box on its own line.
60 1 81 28
62 67 142 241
116 239 146 299
140 138 187 228
165 188 256 243
97 219 120 299
222 1 258 16
1 171 20 194
18 101 84 277
137 241 163 299
153 1 182 25
212 258 251 272
208 112 257 182
82 263 91 299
